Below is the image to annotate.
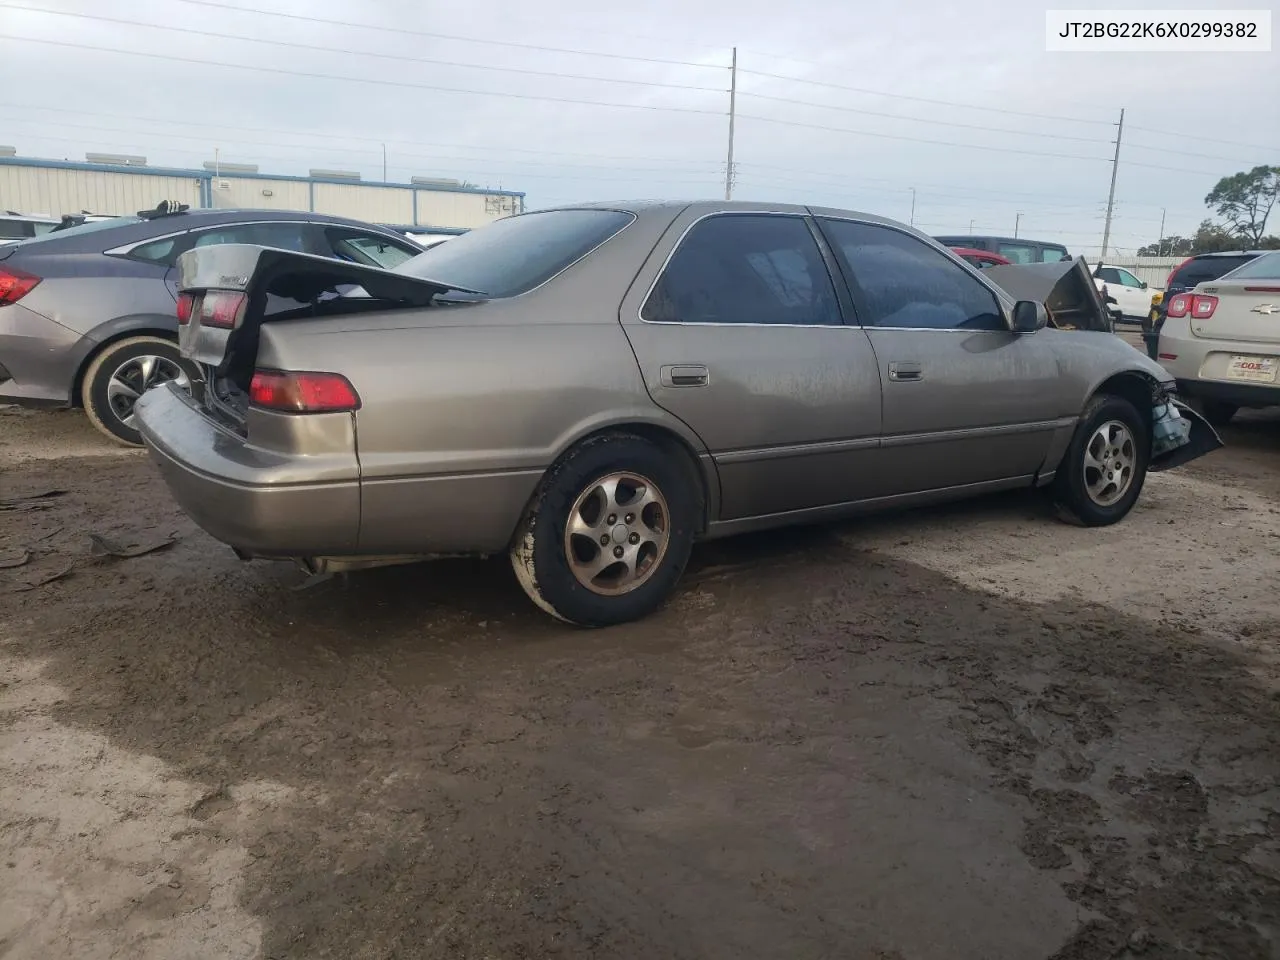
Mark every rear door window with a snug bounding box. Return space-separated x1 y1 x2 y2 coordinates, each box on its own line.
191 222 314 252
996 242 1039 264
1039 245 1070 262
324 229 419 269
642 214 841 326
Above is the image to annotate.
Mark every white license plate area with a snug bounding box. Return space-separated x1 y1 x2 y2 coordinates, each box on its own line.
1226 355 1278 383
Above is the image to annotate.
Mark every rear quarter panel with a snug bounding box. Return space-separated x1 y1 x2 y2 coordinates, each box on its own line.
251 204 710 555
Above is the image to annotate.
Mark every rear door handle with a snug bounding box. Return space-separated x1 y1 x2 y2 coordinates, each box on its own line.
887 361 923 382
661 364 710 387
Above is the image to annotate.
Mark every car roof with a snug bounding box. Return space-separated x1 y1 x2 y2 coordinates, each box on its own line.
1189 250 1267 258
934 234 1068 247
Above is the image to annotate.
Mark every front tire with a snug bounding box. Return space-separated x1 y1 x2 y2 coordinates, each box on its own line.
510 433 697 627
81 336 197 446
1052 394 1149 527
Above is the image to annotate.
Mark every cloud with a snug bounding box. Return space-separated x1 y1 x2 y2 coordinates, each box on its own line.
1 0 1275 254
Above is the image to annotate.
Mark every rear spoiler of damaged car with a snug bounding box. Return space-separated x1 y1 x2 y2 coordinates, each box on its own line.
175 242 482 306
984 256 1114 332
174 243 484 371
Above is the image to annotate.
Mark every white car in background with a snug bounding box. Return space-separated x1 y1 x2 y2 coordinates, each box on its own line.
1157 251 1280 424
1093 263 1156 323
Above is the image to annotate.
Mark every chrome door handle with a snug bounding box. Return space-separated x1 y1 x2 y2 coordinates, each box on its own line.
888 361 923 382
661 364 709 387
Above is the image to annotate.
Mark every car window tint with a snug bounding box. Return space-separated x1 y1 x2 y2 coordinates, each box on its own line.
822 219 1004 331
1039 246 1069 262
1179 255 1261 286
192 222 311 251
1097 267 1120 283
395 209 632 298
642 214 840 326
1116 269 1142 287
996 242 1038 264
129 236 181 265
1219 251 1280 281
326 230 418 269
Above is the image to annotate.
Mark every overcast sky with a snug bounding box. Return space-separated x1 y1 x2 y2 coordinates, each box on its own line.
1 0 1276 254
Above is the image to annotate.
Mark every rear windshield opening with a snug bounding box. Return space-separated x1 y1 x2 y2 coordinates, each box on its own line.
1219 252 1280 281
394 208 634 298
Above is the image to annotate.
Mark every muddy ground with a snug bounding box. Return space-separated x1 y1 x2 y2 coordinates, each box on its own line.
1 400 1278 960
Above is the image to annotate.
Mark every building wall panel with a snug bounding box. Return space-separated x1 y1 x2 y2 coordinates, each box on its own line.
312 183 414 224
210 176 310 211
0 166 200 218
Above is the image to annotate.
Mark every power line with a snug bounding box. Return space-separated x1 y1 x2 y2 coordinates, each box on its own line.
736 91 1111 145
736 67 1113 125
1119 138 1271 166
152 0 725 70
1 103 725 169
0 3 727 94
736 113 1112 162
1126 125 1280 153
0 34 729 117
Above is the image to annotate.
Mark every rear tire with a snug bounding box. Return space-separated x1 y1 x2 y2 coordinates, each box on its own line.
1199 400 1237 427
81 336 198 446
1052 394 1149 527
509 433 697 627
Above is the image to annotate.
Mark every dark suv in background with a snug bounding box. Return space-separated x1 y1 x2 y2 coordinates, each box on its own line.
932 234 1071 264
1142 250 1268 359
0 204 421 443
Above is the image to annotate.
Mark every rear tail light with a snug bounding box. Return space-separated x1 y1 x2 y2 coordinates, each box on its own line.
0 264 41 305
178 290 247 329
249 370 360 413
176 292 196 325
1165 293 1218 319
1191 295 1218 319
1166 293 1191 318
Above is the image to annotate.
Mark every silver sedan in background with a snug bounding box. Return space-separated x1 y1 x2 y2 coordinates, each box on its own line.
136 201 1219 626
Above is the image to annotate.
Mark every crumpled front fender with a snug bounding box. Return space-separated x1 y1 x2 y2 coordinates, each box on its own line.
1149 398 1223 472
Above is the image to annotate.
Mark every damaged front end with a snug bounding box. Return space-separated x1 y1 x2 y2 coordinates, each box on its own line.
1150 394 1223 472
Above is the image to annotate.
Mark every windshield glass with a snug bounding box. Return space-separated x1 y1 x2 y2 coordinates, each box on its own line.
1221 251 1280 281
11 216 140 245
394 209 634 298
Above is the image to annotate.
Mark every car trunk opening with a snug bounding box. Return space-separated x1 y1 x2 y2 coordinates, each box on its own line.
175 244 481 430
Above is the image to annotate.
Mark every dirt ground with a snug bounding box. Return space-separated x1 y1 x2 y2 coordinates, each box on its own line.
2 396 1278 960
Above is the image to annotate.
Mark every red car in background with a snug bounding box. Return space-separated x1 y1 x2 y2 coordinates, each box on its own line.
949 247 1012 270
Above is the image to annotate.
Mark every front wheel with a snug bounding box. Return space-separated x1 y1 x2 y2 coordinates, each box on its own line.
1052 394 1149 527
510 434 697 627
81 336 198 446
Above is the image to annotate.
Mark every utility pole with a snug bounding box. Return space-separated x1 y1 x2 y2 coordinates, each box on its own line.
969 218 975 232
1100 107 1125 258
909 187 916 226
724 46 738 200
1014 212 1022 238
381 143 387 182
1157 207 1166 256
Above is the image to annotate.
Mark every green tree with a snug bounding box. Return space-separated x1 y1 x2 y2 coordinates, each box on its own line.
1204 165 1280 246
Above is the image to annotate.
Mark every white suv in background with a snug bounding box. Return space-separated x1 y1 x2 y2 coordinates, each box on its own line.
1157 251 1280 424
1092 263 1155 323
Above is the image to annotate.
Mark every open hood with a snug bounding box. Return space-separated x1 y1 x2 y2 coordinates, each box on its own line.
985 256 1113 332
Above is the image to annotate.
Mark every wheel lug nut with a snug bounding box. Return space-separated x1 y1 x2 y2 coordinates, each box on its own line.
629 532 640 544
600 535 610 545
613 546 624 558
607 514 617 525
625 513 635 524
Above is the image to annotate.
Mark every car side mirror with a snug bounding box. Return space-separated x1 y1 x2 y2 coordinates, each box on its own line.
1011 300 1048 333
1140 280 1148 289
